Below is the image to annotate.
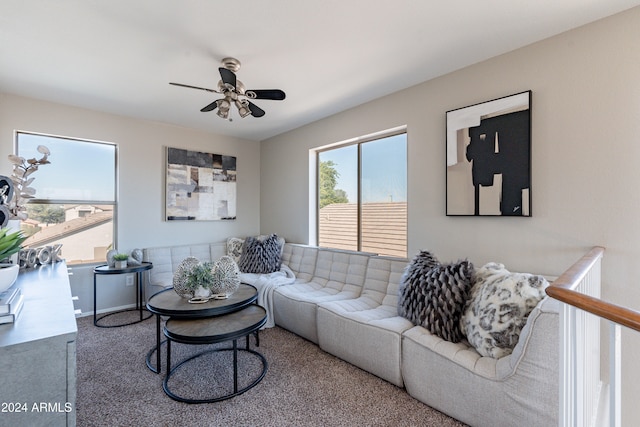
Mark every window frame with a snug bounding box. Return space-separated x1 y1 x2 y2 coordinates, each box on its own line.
315 128 407 257
14 130 118 265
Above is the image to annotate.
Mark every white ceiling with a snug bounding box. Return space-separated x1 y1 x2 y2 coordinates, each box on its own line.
2 1 639 142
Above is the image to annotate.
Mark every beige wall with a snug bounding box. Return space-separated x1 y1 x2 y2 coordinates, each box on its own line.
260 7 640 423
0 92 262 250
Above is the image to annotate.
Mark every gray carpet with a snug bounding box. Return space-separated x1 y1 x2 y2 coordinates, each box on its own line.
76 310 466 427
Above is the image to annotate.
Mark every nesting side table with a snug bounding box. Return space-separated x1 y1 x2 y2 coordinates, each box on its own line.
145 283 259 374
163 304 268 403
93 262 153 328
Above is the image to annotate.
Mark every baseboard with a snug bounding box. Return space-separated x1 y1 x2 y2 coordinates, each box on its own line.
76 303 138 318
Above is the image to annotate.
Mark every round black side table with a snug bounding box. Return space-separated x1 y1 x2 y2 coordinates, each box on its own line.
93 262 154 328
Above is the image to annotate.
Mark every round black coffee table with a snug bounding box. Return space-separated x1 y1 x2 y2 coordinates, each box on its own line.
145 284 258 373
162 304 268 403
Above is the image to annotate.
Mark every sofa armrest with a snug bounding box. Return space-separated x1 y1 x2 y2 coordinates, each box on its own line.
499 296 559 378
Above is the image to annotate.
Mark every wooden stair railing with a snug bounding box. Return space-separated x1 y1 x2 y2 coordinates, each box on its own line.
545 246 640 427
546 246 640 333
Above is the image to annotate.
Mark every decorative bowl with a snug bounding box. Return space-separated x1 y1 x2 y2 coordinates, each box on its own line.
0 264 19 293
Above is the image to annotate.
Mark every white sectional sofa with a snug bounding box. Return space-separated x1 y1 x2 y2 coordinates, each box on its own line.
143 241 559 427
401 297 558 427
273 246 373 344
316 255 414 388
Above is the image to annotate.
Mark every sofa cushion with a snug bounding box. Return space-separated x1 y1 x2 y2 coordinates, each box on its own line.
402 296 559 427
362 256 409 305
237 234 283 274
281 243 318 282
317 299 414 387
273 248 370 343
461 262 549 358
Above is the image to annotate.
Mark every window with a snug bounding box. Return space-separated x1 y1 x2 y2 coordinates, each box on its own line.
317 131 407 258
15 131 117 265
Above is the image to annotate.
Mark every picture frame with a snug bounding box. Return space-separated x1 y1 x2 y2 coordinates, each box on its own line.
446 91 532 216
165 147 237 221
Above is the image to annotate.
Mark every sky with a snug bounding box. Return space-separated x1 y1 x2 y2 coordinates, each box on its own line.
14 132 407 205
319 133 407 203
16 132 116 201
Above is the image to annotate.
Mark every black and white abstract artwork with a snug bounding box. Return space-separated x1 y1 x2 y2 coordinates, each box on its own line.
446 91 531 216
165 147 237 221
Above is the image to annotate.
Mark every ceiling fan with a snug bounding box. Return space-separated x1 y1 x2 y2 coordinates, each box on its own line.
170 57 286 121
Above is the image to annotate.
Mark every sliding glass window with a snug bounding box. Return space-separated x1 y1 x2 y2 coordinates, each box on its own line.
15 131 117 265
317 132 407 258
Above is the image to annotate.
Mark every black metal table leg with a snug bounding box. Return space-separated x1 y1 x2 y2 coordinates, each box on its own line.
233 339 238 394
145 314 163 373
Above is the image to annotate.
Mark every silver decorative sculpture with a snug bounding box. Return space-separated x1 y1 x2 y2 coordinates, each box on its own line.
211 255 240 297
129 248 143 266
19 244 63 269
106 249 117 268
6 145 51 221
106 248 143 267
173 257 202 300
172 256 240 302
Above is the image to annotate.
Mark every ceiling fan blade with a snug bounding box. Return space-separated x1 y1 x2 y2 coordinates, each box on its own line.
218 67 237 88
247 101 265 118
169 82 217 93
200 100 219 112
245 89 286 100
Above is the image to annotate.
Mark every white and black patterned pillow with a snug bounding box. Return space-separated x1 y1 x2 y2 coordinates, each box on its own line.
226 237 245 263
237 234 283 274
461 262 549 358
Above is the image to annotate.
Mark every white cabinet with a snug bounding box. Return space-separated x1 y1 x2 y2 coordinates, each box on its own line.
0 262 77 427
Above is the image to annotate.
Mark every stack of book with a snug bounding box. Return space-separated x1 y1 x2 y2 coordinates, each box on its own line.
0 284 24 325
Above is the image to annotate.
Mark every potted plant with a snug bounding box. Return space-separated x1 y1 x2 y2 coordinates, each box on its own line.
113 253 129 269
0 227 26 292
185 262 215 300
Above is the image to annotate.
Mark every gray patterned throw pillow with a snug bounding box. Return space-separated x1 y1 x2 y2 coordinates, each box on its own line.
461 262 549 358
398 250 440 319
237 234 283 274
420 260 474 342
399 251 474 343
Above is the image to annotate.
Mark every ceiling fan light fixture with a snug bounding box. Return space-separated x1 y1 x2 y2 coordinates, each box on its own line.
216 99 230 119
236 100 251 118
171 56 285 121
217 99 230 110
